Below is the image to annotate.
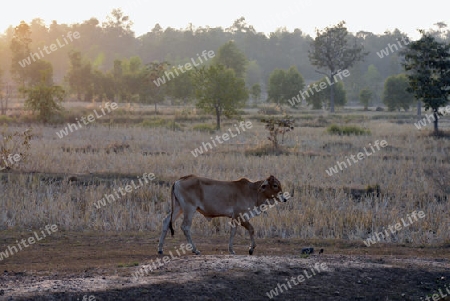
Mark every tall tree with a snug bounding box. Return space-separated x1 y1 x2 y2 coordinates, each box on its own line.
245 60 263 88
267 68 285 106
359 88 372 110
10 21 32 89
309 21 367 112
363 64 382 103
166 70 195 105
22 77 65 123
213 41 247 78
140 61 169 113
267 66 305 106
65 50 93 101
250 83 262 106
27 60 54 86
382 74 415 111
192 64 248 129
403 32 450 134
306 78 347 110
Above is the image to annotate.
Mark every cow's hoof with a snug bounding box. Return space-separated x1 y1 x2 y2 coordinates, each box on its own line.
249 249 254 255
193 250 201 255
229 250 235 255
158 250 163 255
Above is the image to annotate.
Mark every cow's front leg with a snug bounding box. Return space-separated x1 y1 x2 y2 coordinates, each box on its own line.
228 223 237 254
241 221 256 255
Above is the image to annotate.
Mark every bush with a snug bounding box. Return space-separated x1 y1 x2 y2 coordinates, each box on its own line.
0 115 13 124
141 118 182 131
192 124 216 134
244 144 288 156
301 115 329 127
0 128 33 170
258 106 283 115
326 124 370 136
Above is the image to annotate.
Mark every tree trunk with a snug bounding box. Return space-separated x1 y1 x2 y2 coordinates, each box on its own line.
329 74 335 113
433 109 439 135
215 106 221 130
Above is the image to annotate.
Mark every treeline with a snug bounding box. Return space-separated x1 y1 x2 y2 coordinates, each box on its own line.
0 9 449 105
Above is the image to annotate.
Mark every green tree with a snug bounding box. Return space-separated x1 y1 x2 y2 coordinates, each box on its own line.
65 50 93 101
10 21 32 89
192 64 248 129
22 78 65 123
403 32 450 133
268 66 304 106
309 21 367 112
141 61 169 113
359 88 372 110
245 60 262 88
345 65 365 102
363 65 382 102
383 74 416 112
92 69 115 101
267 68 285 105
284 66 305 105
166 70 195 105
306 78 347 110
214 41 247 78
112 59 125 101
27 60 53 86
250 83 261 106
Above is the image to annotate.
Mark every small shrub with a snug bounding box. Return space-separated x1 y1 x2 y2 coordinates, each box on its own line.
0 115 13 124
261 116 295 150
113 108 129 116
192 124 216 134
141 118 182 131
141 118 166 128
258 106 283 115
166 120 182 131
301 115 329 127
326 124 370 136
0 127 33 170
244 144 288 156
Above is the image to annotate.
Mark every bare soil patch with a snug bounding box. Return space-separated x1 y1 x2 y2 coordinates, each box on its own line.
1 232 449 300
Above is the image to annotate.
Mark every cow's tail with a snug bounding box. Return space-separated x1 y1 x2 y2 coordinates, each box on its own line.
169 183 175 236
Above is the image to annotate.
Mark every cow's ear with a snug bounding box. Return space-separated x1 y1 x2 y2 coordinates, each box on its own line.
260 180 268 190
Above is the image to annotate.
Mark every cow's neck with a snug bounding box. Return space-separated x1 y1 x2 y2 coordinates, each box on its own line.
253 180 266 207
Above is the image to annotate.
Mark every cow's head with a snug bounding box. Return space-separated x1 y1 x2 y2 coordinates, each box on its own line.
259 175 289 202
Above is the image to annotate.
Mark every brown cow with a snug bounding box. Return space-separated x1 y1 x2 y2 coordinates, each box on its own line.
158 174 290 255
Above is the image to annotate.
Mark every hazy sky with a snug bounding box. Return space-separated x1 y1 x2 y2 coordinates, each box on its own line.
2 0 449 39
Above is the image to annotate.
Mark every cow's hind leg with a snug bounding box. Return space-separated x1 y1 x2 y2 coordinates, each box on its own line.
157 204 182 254
241 221 256 255
181 210 200 255
228 223 237 255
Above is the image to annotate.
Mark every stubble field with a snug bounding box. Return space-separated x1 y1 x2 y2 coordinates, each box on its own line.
0 103 449 300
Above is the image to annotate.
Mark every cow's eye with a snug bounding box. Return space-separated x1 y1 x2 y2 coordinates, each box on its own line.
273 184 278 189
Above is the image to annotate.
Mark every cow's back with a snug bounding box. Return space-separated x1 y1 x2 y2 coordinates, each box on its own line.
175 176 256 218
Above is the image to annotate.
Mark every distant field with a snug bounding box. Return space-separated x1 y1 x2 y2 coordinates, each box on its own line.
1 102 449 300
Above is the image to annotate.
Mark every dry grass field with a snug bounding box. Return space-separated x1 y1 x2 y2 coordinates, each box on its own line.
0 102 449 300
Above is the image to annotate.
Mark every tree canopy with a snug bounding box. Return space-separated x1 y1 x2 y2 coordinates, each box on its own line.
309 21 367 112
192 64 248 129
403 32 450 133
382 74 415 112
267 66 304 106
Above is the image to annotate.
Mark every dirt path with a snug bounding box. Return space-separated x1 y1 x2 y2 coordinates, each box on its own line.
1 232 449 300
